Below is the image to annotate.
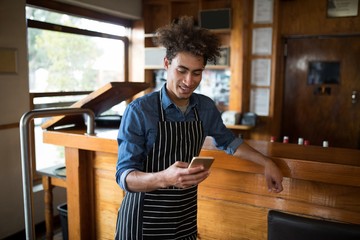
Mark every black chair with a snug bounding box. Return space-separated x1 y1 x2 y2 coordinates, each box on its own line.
268 210 360 240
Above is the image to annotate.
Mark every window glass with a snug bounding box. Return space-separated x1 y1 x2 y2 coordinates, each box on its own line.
28 29 125 92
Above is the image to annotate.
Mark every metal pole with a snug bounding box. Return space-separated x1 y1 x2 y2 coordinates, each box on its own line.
19 108 95 240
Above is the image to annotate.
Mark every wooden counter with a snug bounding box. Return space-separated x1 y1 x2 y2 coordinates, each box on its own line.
43 128 360 239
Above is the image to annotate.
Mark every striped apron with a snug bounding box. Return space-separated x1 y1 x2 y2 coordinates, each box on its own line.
115 92 205 240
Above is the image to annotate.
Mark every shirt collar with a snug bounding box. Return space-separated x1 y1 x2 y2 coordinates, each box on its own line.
160 84 198 110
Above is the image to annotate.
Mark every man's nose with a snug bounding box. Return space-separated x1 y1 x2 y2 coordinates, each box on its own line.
183 72 194 85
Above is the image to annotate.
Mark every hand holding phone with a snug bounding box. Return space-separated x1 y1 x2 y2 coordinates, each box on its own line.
188 156 214 170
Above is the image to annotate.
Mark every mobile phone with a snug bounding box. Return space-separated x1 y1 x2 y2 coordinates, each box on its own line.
188 156 214 170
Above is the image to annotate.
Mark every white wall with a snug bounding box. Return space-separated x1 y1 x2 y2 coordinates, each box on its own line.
0 0 53 237
56 0 142 19
0 0 141 238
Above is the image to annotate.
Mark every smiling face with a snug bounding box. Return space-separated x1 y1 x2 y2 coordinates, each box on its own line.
164 52 205 106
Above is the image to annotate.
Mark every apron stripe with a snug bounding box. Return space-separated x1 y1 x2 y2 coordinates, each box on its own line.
116 192 143 240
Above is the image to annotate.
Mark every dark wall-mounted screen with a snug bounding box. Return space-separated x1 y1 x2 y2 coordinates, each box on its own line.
199 8 231 30
307 61 340 85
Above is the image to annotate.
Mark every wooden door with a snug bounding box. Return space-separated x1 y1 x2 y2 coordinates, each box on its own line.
282 36 360 149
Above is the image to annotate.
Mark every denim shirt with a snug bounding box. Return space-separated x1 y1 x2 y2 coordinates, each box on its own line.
116 85 243 191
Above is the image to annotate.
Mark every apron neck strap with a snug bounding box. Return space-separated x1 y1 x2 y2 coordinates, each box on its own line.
158 90 199 121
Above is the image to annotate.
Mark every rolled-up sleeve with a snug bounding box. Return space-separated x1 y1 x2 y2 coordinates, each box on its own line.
225 137 243 155
119 168 136 191
115 103 147 190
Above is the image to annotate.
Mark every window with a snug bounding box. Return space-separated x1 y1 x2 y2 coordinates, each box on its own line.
26 6 129 171
27 6 129 92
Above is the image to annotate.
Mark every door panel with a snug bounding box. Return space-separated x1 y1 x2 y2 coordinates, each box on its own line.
282 36 360 149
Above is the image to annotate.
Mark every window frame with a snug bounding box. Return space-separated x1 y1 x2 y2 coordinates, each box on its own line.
26 1 133 181
26 0 133 28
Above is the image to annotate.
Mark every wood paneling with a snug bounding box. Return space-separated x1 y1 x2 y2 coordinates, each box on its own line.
65 148 95 239
200 0 232 10
45 129 360 239
198 198 268 239
197 142 360 239
171 1 199 23
93 151 124 239
143 1 170 34
0 122 18 130
280 0 360 36
228 0 248 113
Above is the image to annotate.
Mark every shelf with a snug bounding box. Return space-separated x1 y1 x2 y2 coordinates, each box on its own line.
145 65 230 70
208 29 231 34
145 29 231 36
205 65 230 70
226 124 254 130
144 33 156 38
145 65 164 70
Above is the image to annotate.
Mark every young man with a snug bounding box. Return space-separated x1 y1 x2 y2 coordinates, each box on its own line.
115 16 283 240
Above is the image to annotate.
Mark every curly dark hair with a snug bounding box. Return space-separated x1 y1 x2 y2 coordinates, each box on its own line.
153 16 221 65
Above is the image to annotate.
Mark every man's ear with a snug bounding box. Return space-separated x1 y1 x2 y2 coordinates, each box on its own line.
164 57 169 69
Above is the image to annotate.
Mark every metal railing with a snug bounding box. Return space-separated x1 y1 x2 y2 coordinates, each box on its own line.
19 108 95 240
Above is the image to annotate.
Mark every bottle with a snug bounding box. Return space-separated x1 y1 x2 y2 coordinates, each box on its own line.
323 141 329 147
270 136 276 142
298 138 304 145
304 140 310 146
283 136 289 143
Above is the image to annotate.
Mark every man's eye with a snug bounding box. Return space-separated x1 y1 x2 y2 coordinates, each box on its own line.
177 68 187 74
193 71 202 76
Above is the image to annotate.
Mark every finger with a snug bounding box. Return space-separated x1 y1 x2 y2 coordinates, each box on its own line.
275 182 284 192
271 181 283 193
266 176 273 191
180 171 209 186
187 165 205 174
267 178 278 192
174 161 189 168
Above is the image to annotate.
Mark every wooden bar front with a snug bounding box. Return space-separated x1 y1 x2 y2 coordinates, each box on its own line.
43 129 360 239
